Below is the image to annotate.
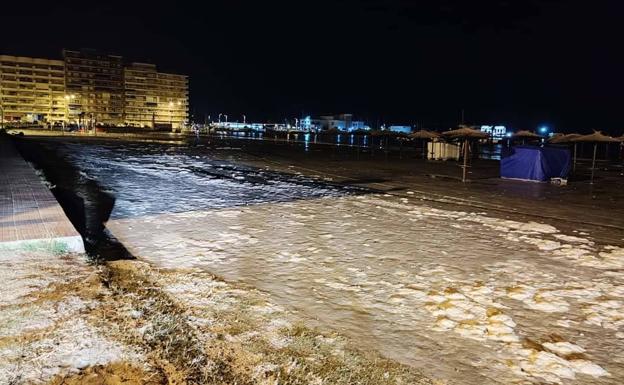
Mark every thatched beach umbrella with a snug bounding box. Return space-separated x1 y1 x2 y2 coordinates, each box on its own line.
549 133 583 171
442 127 489 182
409 129 440 139
572 131 620 184
511 130 543 145
549 133 582 143
512 130 542 139
370 130 406 157
409 130 440 159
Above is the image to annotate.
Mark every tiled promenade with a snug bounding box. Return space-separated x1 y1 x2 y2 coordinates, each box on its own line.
0 136 84 252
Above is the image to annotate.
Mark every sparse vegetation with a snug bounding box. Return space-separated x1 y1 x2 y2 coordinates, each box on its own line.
93 260 433 384
2 248 433 384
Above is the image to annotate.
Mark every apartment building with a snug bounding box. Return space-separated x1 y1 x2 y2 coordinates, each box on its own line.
0 50 189 129
0 55 67 124
63 49 125 125
124 63 188 129
154 72 188 129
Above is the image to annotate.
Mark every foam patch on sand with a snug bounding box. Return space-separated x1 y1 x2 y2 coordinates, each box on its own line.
0 319 138 383
0 250 143 384
105 194 622 384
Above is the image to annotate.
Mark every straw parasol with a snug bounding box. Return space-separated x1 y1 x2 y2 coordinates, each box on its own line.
442 127 490 139
369 130 406 157
512 130 542 139
409 130 440 159
572 131 620 184
511 130 543 145
409 129 440 139
548 133 582 144
442 127 489 182
549 133 583 171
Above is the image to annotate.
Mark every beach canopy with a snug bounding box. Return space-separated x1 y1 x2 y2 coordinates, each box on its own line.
572 131 619 143
512 130 542 139
549 133 582 144
442 127 489 139
501 146 571 181
409 130 440 139
441 127 488 182
410 130 440 159
571 131 619 184
548 133 583 172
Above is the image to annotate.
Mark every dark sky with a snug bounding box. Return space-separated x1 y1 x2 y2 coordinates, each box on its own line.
2 0 623 133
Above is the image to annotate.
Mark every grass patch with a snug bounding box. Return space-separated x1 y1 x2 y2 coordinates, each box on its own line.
96 260 434 385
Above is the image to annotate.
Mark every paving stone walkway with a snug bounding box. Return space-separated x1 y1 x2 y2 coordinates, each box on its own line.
0 136 84 252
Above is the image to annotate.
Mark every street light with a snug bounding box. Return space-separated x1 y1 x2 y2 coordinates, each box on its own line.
242 114 246 124
218 113 223 123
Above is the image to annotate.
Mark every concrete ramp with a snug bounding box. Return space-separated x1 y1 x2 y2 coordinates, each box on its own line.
0 136 84 253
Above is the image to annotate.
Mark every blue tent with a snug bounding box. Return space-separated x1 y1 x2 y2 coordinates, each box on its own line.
501 146 571 181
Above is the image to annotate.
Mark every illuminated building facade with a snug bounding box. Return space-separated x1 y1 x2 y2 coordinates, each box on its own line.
480 125 507 140
387 125 412 134
123 63 158 128
0 55 67 124
63 49 125 125
0 50 189 129
154 72 188 129
124 63 188 129
302 114 370 131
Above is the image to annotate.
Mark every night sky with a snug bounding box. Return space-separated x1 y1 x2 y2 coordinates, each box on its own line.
2 1 623 133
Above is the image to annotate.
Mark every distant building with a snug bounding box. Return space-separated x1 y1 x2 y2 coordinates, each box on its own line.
0 49 189 129
480 125 507 140
124 62 188 129
63 49 125 125
213 122 264 131
0 55 67 124
387 125 412 134
302 114 370 131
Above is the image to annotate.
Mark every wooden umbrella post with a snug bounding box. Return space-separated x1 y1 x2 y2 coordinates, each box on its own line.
590 143 597 184
462 138 469 182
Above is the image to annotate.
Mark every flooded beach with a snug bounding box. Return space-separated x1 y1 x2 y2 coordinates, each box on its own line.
17 138 624 384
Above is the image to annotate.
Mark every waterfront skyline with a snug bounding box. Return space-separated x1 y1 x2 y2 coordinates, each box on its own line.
2 0 623 133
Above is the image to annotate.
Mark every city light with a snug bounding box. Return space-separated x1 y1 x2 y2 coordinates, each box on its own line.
539 126 548 134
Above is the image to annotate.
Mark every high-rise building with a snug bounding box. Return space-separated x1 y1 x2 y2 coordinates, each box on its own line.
63 49 125 125
123 63 188 129
0 50 189 129
123 63 159 128
0 55 67 124
154 72 188 129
